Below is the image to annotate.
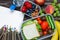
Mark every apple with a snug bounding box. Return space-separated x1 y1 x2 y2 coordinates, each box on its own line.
34 0 45 5
45 5 54 14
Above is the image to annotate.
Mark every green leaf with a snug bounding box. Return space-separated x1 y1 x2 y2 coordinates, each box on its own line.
22 20 33 27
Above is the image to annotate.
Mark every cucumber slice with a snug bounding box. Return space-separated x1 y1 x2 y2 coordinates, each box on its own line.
46 16 51 28
46 15 55 30
48 16 55 30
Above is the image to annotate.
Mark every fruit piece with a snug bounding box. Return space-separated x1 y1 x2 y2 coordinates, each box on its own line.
51 3 56 6
57 13 60 16
53 0 57 3
51 30 58 40
21 6 27 12
31 12 36 17
29 9 33 13
55 21 60 39
26 9 33 15
24 1 32 9
31 11 38 17
43 31 47 35
41 21 49 31
26 10 31 15
53 13 57 17
57 3 60 8
34 0 45 5
55 8 58 11
45 5 54 14
32 4 36 10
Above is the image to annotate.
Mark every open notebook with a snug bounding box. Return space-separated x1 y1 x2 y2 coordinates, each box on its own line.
0 6 24 33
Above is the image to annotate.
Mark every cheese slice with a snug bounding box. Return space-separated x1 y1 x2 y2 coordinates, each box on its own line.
23 23 40 39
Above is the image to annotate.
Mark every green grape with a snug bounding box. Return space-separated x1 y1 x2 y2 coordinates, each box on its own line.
55 8 59 11
57 13 60 16
53 0 57 3
54 6 56 8
56 11 59 14
57 4 60 8
51 3 56 6
39 10 42 13
40 13 44 15
53 13 57 17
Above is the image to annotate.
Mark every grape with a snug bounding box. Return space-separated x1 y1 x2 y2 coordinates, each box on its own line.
57 4 60 8
53 13 57 17
55 8 59 11
53 0 57 3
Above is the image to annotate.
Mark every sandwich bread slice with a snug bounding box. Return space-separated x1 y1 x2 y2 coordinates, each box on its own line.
23 23 40 39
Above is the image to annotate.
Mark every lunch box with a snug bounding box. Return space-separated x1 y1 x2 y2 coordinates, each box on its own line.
21 14 56 40
20 0 41 17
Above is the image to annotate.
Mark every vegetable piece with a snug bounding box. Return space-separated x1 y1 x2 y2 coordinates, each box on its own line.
41 21 49 31
38 20 42 24
46 15 55 30
22 20 33 27
33 20 42 32
36 17 41 21
43 31 47 35
36 17 42 24
48 16 55 30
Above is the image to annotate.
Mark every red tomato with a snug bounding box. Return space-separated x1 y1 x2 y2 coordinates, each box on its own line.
36 17 42 24
41 21 49 31
36 17 41 21
38 20 42 24
43 31 47 35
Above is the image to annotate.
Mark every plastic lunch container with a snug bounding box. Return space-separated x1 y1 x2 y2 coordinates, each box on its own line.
20 0 41 17
21 14 56 40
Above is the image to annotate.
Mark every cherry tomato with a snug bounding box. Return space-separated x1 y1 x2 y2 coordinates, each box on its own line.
47 27 51 30
38 20 42 24
46 27 50 31
36 17 41 21
41 21 49 31
43 31 47 35
36 17 42 24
